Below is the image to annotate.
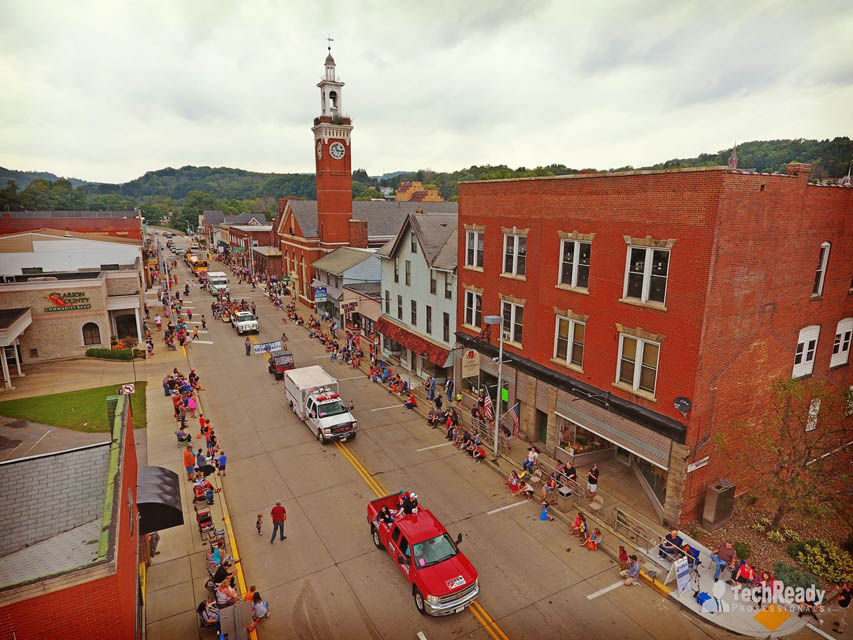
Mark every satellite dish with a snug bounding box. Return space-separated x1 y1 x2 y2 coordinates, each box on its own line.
674 397 692 417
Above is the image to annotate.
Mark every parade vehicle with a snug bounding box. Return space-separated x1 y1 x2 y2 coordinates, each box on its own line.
206 272 229 296
284 365 357 443
267 349 295 379
231 311 258 335
367 494 479 616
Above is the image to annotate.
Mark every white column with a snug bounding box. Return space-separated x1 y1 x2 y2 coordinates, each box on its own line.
13 339 22 376
134 308 143 342
1 348 11 389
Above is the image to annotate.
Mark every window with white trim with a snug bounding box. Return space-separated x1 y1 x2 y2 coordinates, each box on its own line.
812 242 830 296
430 270 437 295
397 295 403 320
617 335 659 394
411 233 417 254
792 325 820 378
806 398 820 432
465 230 484 268
426 305 432 334
444 273 452 300
831 317 852 367
559 240 591 289
384 290 390 314
501 301 524 344
443 312 450 342
405 260 411 286
623 246 669 304
502 234 527 276
394 259 399 283
411 300 417 325
554 316 584 367
464 290 481 328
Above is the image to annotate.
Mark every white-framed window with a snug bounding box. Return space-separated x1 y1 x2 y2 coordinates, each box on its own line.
812 242 830 296
502 234 527 276
426 305 432 334
405 260 411 286
501 301 524 344
444 273 453 300
397 295 403 320
806 398 820 432
617 335 660 395
394 259 399 283
411 232 417 254
430 270 437 295
465 230 484 268
559 240 591 289
411 300 417 325
792 325 820 378
554 316 585 368
831 318 852 367
623 246 669 304
464 290 482 327
384 290 390 314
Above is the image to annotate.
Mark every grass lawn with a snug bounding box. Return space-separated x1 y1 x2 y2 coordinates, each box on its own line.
0 382 147 432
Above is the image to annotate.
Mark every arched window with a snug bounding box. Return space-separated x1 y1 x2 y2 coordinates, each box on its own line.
82 322 101 346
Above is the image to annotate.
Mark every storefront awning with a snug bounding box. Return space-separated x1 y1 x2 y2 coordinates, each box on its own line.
376 316 451 368
555 395 672 469
137 466 184 535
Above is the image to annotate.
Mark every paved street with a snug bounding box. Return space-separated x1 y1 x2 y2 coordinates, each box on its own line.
141 237 764 640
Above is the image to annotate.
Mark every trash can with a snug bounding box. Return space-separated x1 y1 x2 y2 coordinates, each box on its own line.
556 486 573 513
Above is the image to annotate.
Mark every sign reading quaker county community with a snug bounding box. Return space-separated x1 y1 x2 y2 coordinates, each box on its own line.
44 291 91 312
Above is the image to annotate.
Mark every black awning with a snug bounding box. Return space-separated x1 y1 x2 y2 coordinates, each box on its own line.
138 466 184 535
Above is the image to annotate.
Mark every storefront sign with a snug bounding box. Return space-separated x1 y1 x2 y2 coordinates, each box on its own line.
44 291 91 312
314 287 327 302
342 301 358 313
461 348 480 378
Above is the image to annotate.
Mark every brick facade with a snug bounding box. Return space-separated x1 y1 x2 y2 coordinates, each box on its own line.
0 213 143 240
455 164 852 525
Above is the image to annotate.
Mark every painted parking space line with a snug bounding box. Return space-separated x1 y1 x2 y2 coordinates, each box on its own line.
486 501 528 515
416 442 452 452
586 581 625 600
338 375 366 381
370 404 402 412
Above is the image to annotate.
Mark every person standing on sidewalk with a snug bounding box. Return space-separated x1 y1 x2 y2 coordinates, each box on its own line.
183 445 196 481
270 501 287 543
245 337 252 356
835 581 851 634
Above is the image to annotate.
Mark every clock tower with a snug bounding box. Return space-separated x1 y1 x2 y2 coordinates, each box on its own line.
312 45 353 247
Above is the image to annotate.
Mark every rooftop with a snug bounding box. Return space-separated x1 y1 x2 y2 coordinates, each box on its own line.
1 211 139 219
221 213 266 226
377 212 458 271
343 282 382 299
285 200 458 239
229 225 272 232
0 308 30 330
311 246 377 275
0 442 111 588
253 246 281 256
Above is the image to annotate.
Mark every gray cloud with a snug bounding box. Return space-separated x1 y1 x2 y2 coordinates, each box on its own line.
0 0 849 183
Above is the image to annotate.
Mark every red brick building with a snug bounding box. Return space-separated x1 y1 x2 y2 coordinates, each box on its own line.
0 210 143 240
455 162 852 526
272 49 456 307
0 394 142 639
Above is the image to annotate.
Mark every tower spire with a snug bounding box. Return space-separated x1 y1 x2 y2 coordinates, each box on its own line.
727 142 738 170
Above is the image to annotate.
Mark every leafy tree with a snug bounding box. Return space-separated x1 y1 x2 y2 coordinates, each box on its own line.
352 168 369 184
715 379 852 529
355 188 383 200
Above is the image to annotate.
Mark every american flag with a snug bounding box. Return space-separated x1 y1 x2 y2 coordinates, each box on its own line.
482 388 494 421
509 402 520 437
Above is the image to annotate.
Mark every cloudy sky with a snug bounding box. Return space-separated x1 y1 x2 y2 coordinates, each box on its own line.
1 0 850 184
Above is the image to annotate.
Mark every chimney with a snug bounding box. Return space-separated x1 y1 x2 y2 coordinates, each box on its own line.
415 206 424 215
348 219 368 248
785 162 811 179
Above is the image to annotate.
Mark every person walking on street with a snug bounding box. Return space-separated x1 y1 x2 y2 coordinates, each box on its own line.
835 581 851 633
270 501 287 543
280 332 288 350
587 463 600 499
245 337 252 356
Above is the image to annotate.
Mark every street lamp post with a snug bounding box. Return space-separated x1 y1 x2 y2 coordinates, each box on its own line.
484 315 503 457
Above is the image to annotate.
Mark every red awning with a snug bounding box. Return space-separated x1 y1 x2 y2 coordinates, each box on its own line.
376 316 450 368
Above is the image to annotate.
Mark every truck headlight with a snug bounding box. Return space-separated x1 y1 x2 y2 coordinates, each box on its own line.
352 422 358 430
323 428 331 434
426 594 440 606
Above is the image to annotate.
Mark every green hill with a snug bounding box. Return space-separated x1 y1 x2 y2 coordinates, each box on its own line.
1 138 849 227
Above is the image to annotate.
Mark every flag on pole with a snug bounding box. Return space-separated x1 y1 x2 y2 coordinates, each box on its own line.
482 388 494 421
510 401 520 437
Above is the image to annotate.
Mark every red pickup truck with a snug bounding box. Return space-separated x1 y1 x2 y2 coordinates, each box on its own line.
367 493 479 616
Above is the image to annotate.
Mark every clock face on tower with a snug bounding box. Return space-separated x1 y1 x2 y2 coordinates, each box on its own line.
329 141 346 160
316 141 323 160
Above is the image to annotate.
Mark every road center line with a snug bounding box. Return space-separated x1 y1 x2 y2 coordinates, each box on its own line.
370 404 402 412
416 442 452 452
486 501 528 515
191 340 214 344
586 581 626 600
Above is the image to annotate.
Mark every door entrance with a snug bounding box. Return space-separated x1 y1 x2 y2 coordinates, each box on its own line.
535 409 548 445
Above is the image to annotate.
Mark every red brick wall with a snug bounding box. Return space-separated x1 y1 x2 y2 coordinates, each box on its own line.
0 215 143 240
684 171 853 521
0 402 140 640
348 219 368 248
315 138 352 245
